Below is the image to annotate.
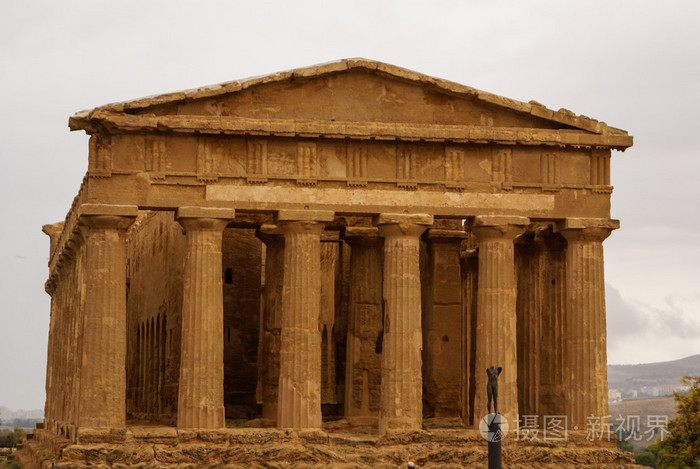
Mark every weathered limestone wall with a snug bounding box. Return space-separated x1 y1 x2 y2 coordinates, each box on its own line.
222 228 262 417
127 212 264 424
126 211 185 425
421 223 466 419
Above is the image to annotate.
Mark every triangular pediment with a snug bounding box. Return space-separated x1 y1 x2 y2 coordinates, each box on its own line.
70 59 631 149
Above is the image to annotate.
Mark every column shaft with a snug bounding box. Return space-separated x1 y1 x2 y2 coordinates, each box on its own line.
77 205 137 430
277 215 332 429
515 236 542 418
344 227 383 422
460 248 479 425
470 215 527 427
176 207 234 429
257 229 284 421
536 230 567 417
376 213 432 434
559 221 616 428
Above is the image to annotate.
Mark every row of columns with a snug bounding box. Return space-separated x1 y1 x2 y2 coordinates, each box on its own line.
44 203 616 438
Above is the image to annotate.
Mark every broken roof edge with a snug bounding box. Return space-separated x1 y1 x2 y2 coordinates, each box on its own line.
68 58 631 142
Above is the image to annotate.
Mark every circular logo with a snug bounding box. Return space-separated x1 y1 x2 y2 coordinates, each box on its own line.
479 413 509 442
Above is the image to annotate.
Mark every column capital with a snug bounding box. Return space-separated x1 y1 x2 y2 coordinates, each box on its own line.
275 210 334 235
343 226 380 245
533 224 567 249
256 223 283 246
555 218 619 243
176 206 235 232
469 215 528 241
375 213 433 238
459 248 478 261
78 204 139 231
276 209 335 223
424 228 467 243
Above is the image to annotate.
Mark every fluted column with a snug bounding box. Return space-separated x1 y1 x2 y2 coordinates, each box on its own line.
77 204 138 431
459 247 479 426
557 218 618 428
515 233 542 418
535 227 567 417
343 227 383 423
257 225 284 421
276 210 334 429
470 215 528 427
176 206 235 429
376 213 433 434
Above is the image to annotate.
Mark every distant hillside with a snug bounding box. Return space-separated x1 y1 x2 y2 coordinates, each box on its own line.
608 354 700 392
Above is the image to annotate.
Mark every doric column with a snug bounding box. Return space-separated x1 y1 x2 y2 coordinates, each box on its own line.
460 247 479 425
256 225 284 421
557 218 618 428
422 227 467 418
515 232 542 418
276 210 334 429
469 215 528 427
77 204 138 431
176 206 235 429
343 227 383 423
534 227 567 417
375 213 433 434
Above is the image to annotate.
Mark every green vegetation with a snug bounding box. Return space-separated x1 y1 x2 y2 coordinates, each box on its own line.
0 427 26 448
1 463 21 469
649 376 700 468
636 445 659 467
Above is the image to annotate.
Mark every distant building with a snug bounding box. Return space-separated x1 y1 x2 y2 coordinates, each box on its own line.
608 389 622 403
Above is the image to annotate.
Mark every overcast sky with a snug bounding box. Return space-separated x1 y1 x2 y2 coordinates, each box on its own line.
1 1 698 411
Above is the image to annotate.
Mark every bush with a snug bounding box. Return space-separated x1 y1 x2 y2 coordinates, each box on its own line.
655 376 700 468
636 448 658 467
0 428 26 448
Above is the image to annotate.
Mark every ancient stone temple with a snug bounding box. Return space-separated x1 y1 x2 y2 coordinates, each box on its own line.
20 59 639 467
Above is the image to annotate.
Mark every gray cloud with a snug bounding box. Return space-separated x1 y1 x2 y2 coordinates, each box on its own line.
606 283 650 339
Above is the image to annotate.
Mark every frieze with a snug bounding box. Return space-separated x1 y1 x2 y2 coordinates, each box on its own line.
197 137 220 182
296 141 318 185
246 138 268 183
88 135 112 178
146 135 166 179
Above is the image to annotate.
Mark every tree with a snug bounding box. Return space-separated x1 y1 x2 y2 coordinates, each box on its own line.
0 428 26 448
636 446 658 467
654 375 700 468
